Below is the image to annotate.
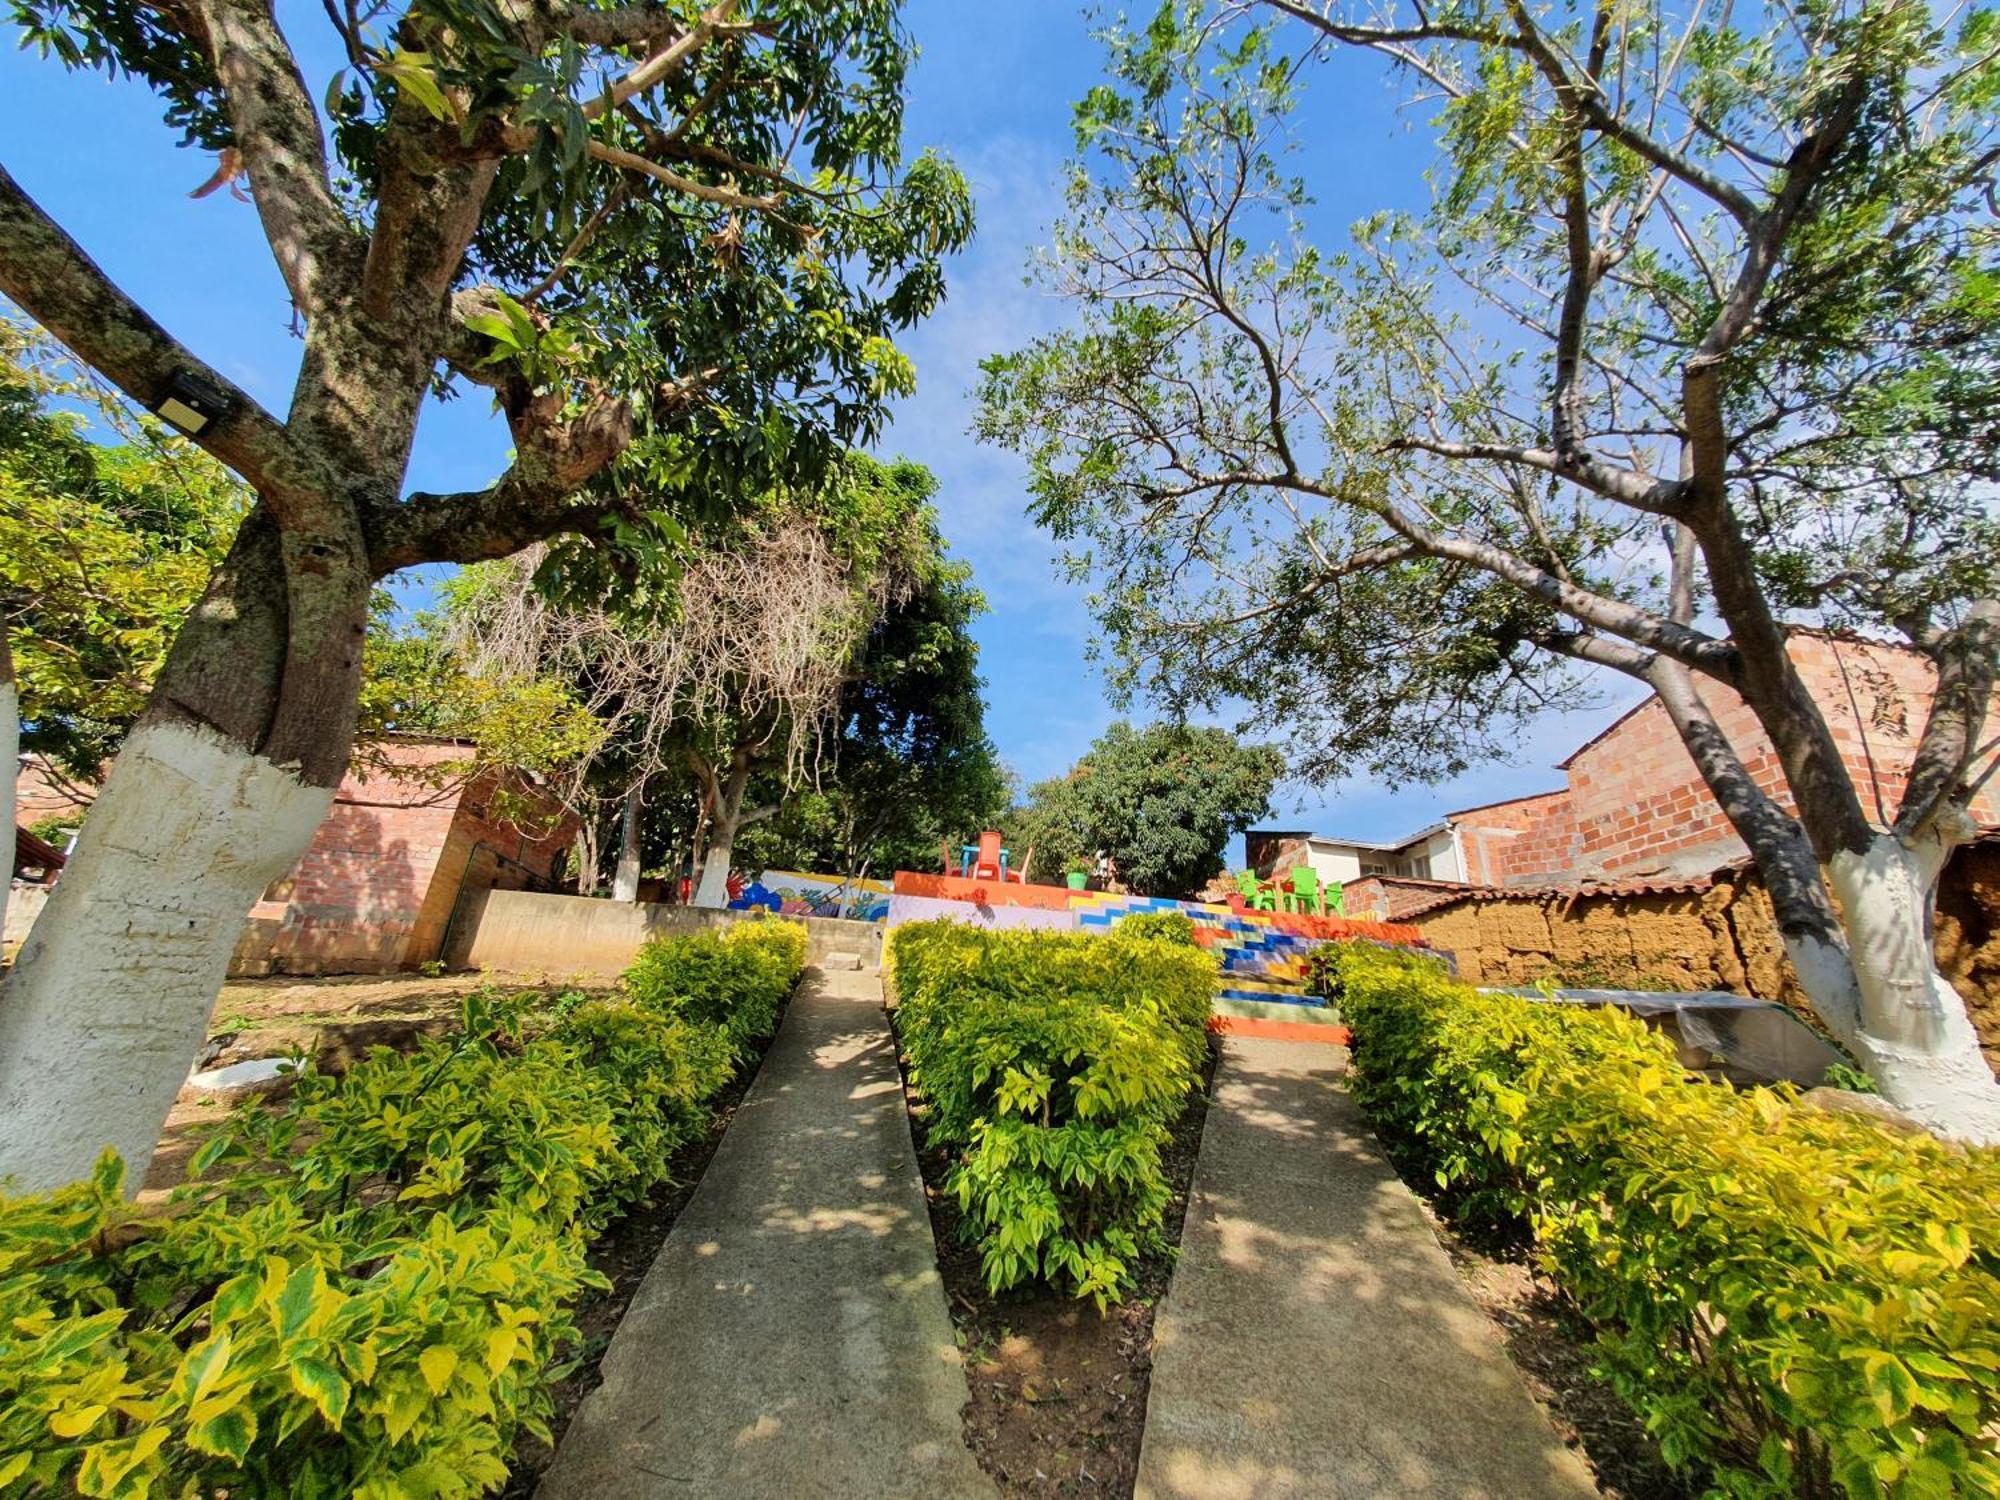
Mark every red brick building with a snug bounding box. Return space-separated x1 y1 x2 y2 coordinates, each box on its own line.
11 739 576 975
1265 633 2000 920
1451 633 1999 890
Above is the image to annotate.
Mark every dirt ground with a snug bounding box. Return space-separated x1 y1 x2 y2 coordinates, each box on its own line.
142 970 615 1200
898 1033 1219 1499
1422 1207 1700 1500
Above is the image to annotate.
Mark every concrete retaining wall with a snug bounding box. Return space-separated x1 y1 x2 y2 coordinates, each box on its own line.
447 888 881 975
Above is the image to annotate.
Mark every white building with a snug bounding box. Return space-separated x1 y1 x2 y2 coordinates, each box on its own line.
1243 823 1466 885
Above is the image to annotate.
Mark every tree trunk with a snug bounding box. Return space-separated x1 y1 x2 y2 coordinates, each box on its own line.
1819 833 2000 1142
1 629 16 946
1647 656 2000 1141
572 819 600 896
693 755 752 908
612 781 643 903
0 505 368 1192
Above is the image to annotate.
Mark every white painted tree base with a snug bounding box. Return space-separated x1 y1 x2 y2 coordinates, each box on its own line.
692 839 734 908
0 722 332 1193
1805 836 2000 1145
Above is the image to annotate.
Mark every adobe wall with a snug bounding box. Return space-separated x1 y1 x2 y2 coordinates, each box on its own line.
1411 843 2000 1073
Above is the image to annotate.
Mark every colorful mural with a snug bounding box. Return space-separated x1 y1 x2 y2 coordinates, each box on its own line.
883 878 1432 1013
751 870 893 921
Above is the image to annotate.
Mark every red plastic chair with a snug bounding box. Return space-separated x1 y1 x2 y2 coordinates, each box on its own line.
972 830 1004 881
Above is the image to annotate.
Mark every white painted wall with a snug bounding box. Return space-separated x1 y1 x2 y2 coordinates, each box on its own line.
1302 843 1364 884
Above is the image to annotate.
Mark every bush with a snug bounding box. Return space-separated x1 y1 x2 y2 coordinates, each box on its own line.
1330 943 2000 1498
889 920 1214 1307
0 922 805 1498
622 917 808 1058
1115 910 1197 946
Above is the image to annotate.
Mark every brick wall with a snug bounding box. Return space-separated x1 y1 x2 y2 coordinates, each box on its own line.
1452 634 2000 887
1344 875 1482 921
230 744 575 976
1452 790 1579 887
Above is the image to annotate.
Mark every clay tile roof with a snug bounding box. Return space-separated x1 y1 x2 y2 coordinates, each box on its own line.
14 824 67 877
1393 871 1719 920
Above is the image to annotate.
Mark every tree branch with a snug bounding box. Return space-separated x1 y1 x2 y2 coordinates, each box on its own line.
193 0 357 312
1385 435 1687 517
0 163 306 508
367 392 634 572
1896 600 2000 842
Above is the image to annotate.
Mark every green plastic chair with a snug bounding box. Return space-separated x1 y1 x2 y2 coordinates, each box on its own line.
1284 865 1323 916
1324 880 1345 917
1235 869 1276 912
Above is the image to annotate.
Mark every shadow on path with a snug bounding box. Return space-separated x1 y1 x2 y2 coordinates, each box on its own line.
1135 1036 1598 1500
536 967 994 1499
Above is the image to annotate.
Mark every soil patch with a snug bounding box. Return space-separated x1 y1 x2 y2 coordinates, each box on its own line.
893 1022 1219 1498
1420 1204 1702 1500
498 989 792 1498
141 973 619 1203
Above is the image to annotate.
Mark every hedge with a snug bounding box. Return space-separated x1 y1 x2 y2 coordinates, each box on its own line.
1320 943 2000 1499
0 917 804 1499
888 919 1213 1307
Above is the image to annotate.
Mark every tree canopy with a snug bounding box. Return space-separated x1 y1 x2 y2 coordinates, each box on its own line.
737 540 1009 881
977 0 2000 1134
1010 720 1280 897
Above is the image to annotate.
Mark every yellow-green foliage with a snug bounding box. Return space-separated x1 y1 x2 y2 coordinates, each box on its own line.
622 917 809 1059
1328 944 2000 1499
1114 910 1198 946
0 925 804 1498
889 919 1214 1307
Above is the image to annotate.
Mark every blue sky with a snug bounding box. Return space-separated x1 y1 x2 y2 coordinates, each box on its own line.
0 2 1647 844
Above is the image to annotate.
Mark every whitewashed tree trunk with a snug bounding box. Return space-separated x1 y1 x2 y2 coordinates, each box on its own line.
693 755 751 908
1809 835 2000 1143
611 781 643 903
0 722 332 1193
692 812 739 908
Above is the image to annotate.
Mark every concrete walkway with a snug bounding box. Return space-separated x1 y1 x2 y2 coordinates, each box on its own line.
538 967 993 1499
1136 1036 1597 1500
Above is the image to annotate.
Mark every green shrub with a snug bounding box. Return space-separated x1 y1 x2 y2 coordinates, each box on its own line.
889 920 1214 1306
1115 910 1197 946
1332 943 2000 1498
0 923 804 1498
622 917 806 1057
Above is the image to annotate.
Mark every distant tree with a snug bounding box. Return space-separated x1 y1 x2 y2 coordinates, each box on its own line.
738 552 1009 882
1011 721 1280 897
0 315 245 784
0 0 970 1192
978 1 2000 1136
450 455 952 903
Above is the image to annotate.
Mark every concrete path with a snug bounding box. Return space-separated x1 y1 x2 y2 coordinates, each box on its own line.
1136 1036 1598 1500
538 967 993 1499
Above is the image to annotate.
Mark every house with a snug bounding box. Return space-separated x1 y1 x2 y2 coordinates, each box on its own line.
1256 631 2000 920
10 738 577 976
1244 823 1465 885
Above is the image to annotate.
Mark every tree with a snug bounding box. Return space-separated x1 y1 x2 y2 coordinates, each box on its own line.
0 0 971 1191
448 454 949 904
737 545 1009 882
977 1 2000 1135
1011 721 1280 897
